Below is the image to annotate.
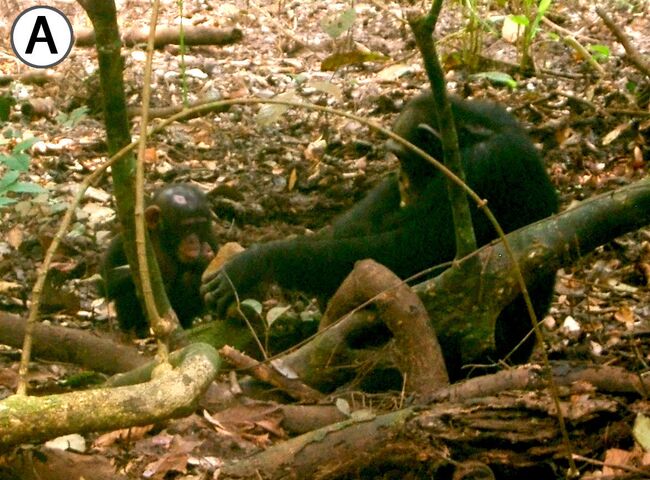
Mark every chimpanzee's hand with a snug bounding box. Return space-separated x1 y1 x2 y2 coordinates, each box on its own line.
201 248 266 317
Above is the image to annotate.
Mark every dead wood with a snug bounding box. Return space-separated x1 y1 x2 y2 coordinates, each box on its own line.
221 388 626 479
0 312 147 375
260 308 377 391
417 178 650 370
5 447 128 480
427 362 650 402
126 96 231 120
221 408 419 479
0 71 63 86
262 181 650 394
220 345 324 402
322 259 449 396
596 8 650 78
75 26 243 48
0 343 220 450
279 405 348 434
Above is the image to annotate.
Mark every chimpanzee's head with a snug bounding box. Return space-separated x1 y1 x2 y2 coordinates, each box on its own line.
145 184 216 268
387 91 500 206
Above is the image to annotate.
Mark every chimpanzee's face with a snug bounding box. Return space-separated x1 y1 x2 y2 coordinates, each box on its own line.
168 217 215 267
147 184 217 271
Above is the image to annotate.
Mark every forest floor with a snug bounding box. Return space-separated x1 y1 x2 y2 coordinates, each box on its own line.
0 0 649 478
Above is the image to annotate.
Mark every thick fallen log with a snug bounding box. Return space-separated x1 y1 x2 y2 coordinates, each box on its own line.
75 26 243 48
220 386 627 479
0 312 147 374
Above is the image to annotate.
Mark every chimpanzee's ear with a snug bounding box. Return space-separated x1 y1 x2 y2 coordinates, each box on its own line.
419 120 492 147
416 122 441 142
144 205 162 229
456 121 492 143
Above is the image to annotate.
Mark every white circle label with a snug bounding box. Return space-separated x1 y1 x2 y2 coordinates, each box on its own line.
11 6 74 68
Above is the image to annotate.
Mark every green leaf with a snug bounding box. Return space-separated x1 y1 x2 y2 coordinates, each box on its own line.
321 50 389 71
57 106 89 128
241 298 263 315
0 170 20 192
0 196 16 206
508 14 529 26
3 128 20 139
9 181 47 194
321 8 356 39
13 136 40 153
538 0 553 16
470 71 518 88
266 305 291 326
2 152 30 171
588 44 610 62
530 0 553 39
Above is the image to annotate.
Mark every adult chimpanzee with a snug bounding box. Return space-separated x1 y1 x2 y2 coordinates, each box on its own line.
201 91 559 374
102 183 217 337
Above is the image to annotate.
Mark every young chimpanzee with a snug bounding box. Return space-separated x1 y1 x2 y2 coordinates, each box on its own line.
102 183 217 337
201 91 559 375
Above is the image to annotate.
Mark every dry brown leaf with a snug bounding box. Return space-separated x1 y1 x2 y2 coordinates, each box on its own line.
0 368 19 389
554 126 573 146
632 145 645 170
93 425 154 448
202 242 245 280
614 306 635 324
144 451 190 480
144 147 158 163
602 122 632 146
304 137 326 163
7 226 23 249
603 448 636 475
288 167 297 191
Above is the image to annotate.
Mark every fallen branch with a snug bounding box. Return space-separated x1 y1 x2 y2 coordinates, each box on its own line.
127 96 230 120
596 7 650 78
220 345 324 403
0 71 62 86
322 259 448 396
0 312 147 375
427 362 649 403
75 25 243 48
0 343 220 450
221 381 626 479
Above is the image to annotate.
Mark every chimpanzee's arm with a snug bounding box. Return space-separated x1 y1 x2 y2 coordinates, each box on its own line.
101 235 149 337
326 175 402 237
202 177 455 316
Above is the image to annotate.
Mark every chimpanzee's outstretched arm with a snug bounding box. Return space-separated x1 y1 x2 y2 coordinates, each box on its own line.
202 177 455 316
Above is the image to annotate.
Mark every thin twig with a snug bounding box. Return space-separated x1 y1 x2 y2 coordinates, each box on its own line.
596 7 650 78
